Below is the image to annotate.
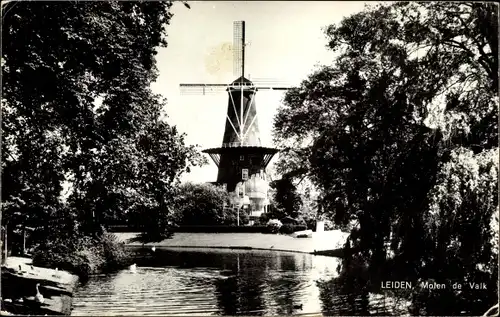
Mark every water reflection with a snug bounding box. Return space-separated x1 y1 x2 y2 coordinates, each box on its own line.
317 274 410 316
72 248 408 316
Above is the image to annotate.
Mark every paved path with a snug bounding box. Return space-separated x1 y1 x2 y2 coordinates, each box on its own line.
115 231 349 254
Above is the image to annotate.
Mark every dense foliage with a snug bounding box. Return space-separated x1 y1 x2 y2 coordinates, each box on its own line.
269 178 303 219
2 1 204 265
266 219 282 234
273 2 498 315
32 231 130 280
173 183 235 226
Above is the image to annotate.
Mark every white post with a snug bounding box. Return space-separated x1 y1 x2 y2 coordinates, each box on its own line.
316 221 325 233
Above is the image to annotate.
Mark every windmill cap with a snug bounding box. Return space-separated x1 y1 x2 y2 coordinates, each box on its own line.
229 76 254 86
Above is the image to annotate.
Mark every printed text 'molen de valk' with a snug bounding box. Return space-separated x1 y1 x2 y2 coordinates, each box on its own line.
381 281 487 290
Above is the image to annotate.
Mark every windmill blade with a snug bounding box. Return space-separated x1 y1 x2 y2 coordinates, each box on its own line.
179 84 227 95
180 88 224 96
233 21 244 78
179 82 292 95
251 78 295 85
254 86 291 91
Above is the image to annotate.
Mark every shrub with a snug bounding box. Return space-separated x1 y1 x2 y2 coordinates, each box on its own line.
258 213 270 225
324 219 335 231
99 232 131 271
266 219 282 234
279 223 296 234
305 219 317 231
173 183 230 226
295 217 307 227
173 225 268 233
222 207 250 226
32 230 131 279
295 225 308 232
74 246 106 278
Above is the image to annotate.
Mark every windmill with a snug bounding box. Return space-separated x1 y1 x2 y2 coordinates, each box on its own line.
179 21 291 223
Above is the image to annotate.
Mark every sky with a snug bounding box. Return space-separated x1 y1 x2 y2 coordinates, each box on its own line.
151 1 371 183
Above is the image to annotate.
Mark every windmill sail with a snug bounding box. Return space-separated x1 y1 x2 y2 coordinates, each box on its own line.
233 21 245 78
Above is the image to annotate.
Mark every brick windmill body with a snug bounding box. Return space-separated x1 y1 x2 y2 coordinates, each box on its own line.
180 21 291 223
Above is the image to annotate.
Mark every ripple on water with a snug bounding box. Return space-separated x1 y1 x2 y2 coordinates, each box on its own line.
72 266 231 316
72 250 407 316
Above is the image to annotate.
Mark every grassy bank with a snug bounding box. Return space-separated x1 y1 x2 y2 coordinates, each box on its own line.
116 231 349 254
108 224 308 233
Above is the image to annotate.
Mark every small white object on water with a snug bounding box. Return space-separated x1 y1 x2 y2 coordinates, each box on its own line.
129 263 137 273
151 246 156 252
4 299 12 303
15 298 23 303
35 283 44 304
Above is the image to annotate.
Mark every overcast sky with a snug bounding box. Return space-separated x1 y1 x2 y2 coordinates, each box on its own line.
151 1 371 183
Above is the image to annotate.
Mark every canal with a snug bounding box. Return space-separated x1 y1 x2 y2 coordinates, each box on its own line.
72 248 409 316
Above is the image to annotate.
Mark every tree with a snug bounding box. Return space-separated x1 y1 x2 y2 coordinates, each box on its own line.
2 1 204 242
269 178 303 219
173 183 231 226
273 2 497 315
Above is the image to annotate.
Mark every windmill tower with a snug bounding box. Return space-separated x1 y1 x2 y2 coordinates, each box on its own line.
180 21 291 222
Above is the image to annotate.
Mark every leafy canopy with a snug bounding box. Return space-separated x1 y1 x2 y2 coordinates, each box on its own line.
2 1 205 240
173 183 234 226
273 2 498 315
